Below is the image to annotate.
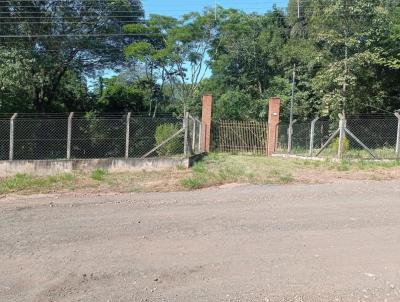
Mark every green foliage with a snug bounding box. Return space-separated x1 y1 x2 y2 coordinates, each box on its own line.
330 137 350 154
180 153 298 189
181 176 207 189
0 173 75 194
0 0 143 113
97 77 147 112
154 123 181 156
1 0 400 119
91 169 107 181
124 11 216 114
214 90 263 120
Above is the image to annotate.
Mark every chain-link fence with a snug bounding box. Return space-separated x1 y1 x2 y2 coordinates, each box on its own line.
345 117 398 159
0 118 10 160
0 113 202 161
276 114 400 160
276 123 289 154
130 116 184 158
291 121 311 156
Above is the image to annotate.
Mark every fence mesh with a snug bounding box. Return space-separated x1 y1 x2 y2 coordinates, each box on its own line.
71 117 126 159
13 118 68 160
276 123 289 153
0 119 10 160
212 121 268 155
129 116 184 158
0 113 199 160
345 118 398 159
275 116 400 159
291 122 311 156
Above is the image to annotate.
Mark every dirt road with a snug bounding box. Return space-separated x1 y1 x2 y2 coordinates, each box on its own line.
1 180 400 302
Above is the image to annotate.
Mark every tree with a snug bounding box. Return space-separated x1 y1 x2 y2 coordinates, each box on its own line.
205 8 289 120
0 0 144 112
124 10 215 115
96 77 148 113
308 0 398 116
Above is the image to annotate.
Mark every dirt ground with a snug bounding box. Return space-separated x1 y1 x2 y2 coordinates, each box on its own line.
1 180 400 301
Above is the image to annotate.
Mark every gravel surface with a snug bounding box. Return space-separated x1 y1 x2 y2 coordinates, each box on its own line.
1 180 400 302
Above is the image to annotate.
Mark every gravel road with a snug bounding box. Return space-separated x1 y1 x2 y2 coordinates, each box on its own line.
1 180 400 302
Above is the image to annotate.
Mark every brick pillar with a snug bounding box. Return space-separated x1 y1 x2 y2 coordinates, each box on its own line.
267 97 281 156
201 94 213 152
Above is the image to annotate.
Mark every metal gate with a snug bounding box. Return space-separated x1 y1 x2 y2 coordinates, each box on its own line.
212 121 268 155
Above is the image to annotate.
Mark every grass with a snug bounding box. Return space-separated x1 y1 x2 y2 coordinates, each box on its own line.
287 145 398 160
180 153 301 189
91 168 107 181
0 173 76 194
0 154 399 195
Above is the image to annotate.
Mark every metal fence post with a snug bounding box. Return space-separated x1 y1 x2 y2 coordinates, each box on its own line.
125 112 131 159
183 112 189 157
67 112 74 160
338 113 347 159
309 117 319 157
9 113 17 160
287 119 297 154
395 112 400 158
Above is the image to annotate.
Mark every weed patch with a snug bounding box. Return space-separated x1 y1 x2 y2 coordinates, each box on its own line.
91 168 107 181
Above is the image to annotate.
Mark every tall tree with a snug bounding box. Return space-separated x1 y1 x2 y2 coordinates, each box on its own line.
124 10 215 115
0 0 144 112
308 0 398 116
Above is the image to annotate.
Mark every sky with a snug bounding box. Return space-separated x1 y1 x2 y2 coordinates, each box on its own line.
142 0 289 18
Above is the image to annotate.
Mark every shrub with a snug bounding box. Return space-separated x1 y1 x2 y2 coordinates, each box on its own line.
91 168 107 181
330 137 350 154
154 123 181 156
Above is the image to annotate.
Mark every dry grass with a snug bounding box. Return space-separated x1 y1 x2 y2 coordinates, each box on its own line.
0 154 399 195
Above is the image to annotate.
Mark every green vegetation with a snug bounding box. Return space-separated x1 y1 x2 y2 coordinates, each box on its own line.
154 123 181 156
0 0 144 113
0 173 75 194
1 1 400 118
91 169 107 181
0 155 399 195
181 153 302 189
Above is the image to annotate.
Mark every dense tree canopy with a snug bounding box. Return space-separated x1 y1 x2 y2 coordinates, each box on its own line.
0 0 143 112
0 0 399 119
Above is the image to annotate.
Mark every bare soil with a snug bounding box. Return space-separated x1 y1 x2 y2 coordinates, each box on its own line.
1 180 400 301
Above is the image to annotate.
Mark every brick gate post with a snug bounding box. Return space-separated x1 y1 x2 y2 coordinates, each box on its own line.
267 97 281 156
201 94 213 152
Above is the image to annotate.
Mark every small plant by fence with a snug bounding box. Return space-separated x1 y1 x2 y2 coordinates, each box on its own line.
277 114 400 160
0 112 202 161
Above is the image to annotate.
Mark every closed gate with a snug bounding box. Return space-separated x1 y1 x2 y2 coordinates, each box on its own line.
212 121 268 155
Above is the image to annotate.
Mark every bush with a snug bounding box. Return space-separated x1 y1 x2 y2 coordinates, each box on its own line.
154 123 181 156
330 137 350 154
91 168 107 181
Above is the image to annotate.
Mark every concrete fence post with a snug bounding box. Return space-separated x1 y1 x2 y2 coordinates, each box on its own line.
338 113 347 159
198 121 202 153
9 113 18 161
183 111 189 157
192 118 197 153
67 112 74 160
267 97 281 156
309 117 319 157
125 112 131 159
201 94 213 152
395 112 400 158
287 119 297 154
